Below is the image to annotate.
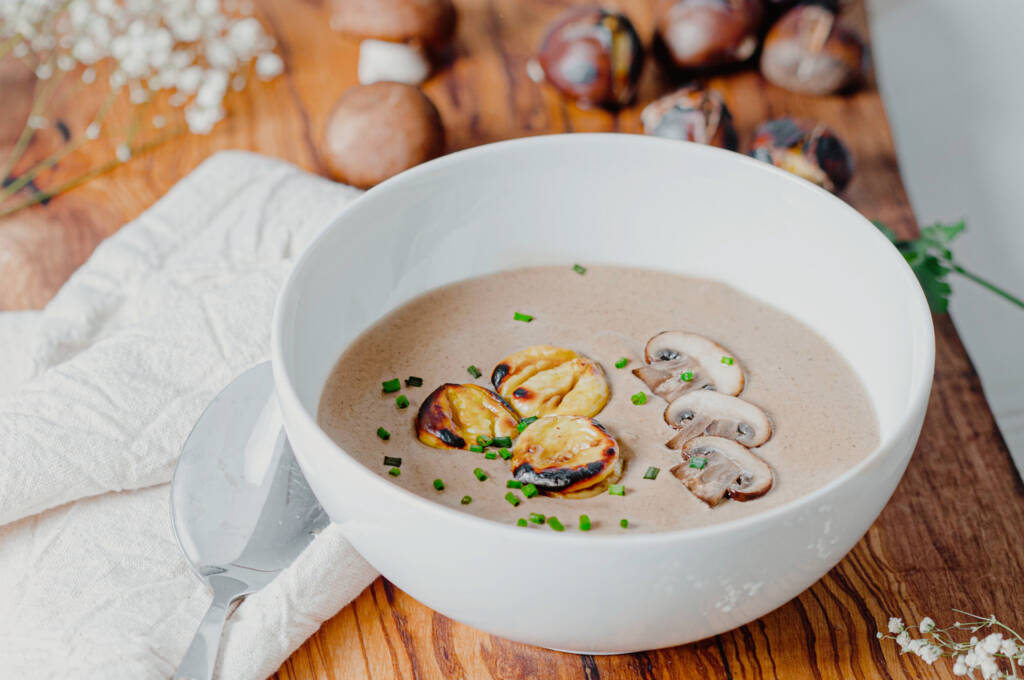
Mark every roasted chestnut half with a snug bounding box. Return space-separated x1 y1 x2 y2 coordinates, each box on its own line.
640 86 739 150
760 4 865 95
537 6 644 108
656 0 763 70
749 117 853 193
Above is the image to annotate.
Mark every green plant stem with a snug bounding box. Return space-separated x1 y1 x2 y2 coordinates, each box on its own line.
951 265 1024 310
0 60 65 182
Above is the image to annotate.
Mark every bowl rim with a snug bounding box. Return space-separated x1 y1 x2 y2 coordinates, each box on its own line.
272 132 935 545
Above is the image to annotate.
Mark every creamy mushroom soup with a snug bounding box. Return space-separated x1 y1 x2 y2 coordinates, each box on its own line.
318 265 879 533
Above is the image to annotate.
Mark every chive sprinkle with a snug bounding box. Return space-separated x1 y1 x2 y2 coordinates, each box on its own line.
620 518 629 529
383 455 402 467
469 445 484 453
548 516 565 532
491 436 513 448
513 311 534 322
609 484 625 496
382 378 401 393
689 456 707 470
395 395 409 409
473 467 488 481
405 376 423 387
680 371 694 382
721 356 734 366
529 512 546 524
506 480 523 489
460 495 472 505
522 483 538 499
388 467 401 477
517 416 538 432
643 466 660 480
485 452 497 460
573 264 587 275
579 514 592 531
505 492 521 507
433 478 445 491
467 365 482 379
630 392 647 405
477 435 492 447
517 518 528 527
498 448 512 460
376 427 391 441
614 357 628 369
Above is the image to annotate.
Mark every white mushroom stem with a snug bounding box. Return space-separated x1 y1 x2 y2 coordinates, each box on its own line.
358 39 431 86
664 391 772 449
671 435 773 506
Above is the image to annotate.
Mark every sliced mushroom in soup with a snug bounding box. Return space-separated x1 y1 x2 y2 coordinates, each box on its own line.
664 390 772 449
670 435 773 506
632 331 744 402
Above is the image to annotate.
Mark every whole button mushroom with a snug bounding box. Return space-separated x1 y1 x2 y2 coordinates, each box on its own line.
537 6 644 108
641 86 739 150
330 0 456 86
656 0 763 70
322 82 445 189
749 117 853 193
760 3 865 95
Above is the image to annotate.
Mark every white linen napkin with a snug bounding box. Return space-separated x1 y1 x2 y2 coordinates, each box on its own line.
0 151 379 679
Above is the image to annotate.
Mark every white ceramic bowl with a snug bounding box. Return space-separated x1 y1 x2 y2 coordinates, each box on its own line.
272 134 934 653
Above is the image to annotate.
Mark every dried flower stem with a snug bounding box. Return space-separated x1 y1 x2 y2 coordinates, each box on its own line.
0 58 65 182
880 612 1024 678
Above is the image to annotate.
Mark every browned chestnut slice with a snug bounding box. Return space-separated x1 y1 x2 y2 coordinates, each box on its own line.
511 415 619 495
416 383 518 450
641 86 739 150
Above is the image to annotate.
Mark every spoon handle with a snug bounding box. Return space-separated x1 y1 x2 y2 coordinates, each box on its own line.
174 581 245 680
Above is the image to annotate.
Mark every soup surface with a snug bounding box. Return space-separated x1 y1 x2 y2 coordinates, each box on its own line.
318 265 879 533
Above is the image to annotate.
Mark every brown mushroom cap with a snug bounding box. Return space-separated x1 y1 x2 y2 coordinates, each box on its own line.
664 390 772 448
671 435 773 506
331 0 456 46
323 82 445 189
632 330 744 403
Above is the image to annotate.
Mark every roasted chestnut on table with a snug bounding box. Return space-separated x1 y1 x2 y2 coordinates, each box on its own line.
536 6 644 108
760 4 865 95
656 0 763 70
640 86 738 150
749 117 853 193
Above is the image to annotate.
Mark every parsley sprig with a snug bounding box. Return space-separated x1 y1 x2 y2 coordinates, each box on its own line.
875 220 1024 314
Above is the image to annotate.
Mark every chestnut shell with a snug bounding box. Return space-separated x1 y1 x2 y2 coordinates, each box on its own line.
537 6 644 108
640 86 739 150
760 4 865 95
749 117 853 192
656 0 764 70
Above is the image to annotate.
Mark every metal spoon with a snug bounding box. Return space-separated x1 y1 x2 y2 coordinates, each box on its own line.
170 362 328 680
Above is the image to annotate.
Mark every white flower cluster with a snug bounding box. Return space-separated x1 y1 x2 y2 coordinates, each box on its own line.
881 614 1024 679
1 0 284 135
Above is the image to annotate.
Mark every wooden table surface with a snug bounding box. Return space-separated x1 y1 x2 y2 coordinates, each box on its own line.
3 1 1022 678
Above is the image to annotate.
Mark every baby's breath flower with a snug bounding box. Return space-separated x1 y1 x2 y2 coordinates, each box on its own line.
896 631 912 650
255 52 283 80
920 617 936 633
115 144 130 162
27 115 48 130
1001 638 1019 657
85 122 100 140
982 633 1003 655
920 644 942 665
888 617 905 634
953 656 968 675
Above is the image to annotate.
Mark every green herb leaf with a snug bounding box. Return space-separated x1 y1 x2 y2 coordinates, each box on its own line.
573 264 587 275
579 514 592 531
383 455 402 467
517 416 538 432
433 478 445 491
376 427 391 441
689 456 707 470
619 518 629 529
608 484 625 496
614 357 628 369
522 483 539 498
505 491 521 507
506 480 523 489
395 395 409 409
513 311 534 322
643 466 660 480
517 518 528 527
405 376 424 387
548 516 565 532
388 467 401 477
630 392 647 405
467 365 482 379
382 378 401 393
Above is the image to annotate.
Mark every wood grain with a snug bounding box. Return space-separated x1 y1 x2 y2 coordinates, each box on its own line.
2 1 1021 678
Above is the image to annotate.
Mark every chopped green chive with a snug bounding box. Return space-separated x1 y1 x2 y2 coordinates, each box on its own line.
631 392 647 405
376 427 391 441
579 514 592 531
528 512 546 524
513 312 534 322
498 448 512 460
460 495 472 505
473 467 488 481
689 456 707 470
469 445 484 453
395 395 409 409
476 435 492 447
721 356 734 366
467 365 482 379
517 416 538 432
433 478 445 491
516 518 528 527
405 376 423 387
614 357 628 369
505 492 521 507
382 378 401 393
522 483 538 499
680 371 694 382
388 467 401 477
609 484 625 496
484 452 497 460
491 436 513 448
643 466 660 480
506 480 523 489
620 518 629 529
548 516 565 532
383 455 402 467
573 264 587 275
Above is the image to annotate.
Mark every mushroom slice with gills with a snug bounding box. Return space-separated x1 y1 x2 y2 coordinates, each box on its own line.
416 383 518 450
663 391 771 449
633 331 744 402
491 345 610 419
511 415 619 495
670 436 773 506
